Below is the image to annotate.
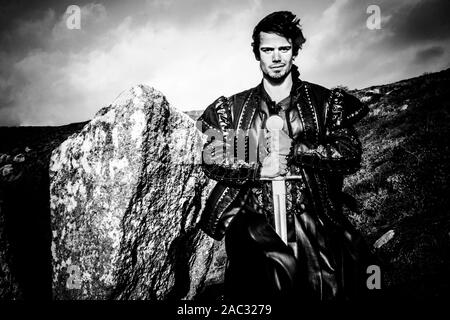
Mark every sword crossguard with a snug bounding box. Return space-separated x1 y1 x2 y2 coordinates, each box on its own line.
260 175 303 181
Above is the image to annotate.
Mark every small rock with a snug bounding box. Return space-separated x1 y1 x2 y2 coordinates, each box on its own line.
400 104 408 111
367 88 380 94
25 147 32 153
13 154 25 163
0 154 10 164
0 164 14 177
373 229 395 249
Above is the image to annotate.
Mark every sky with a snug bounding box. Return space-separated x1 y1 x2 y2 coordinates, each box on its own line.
1 0 449 126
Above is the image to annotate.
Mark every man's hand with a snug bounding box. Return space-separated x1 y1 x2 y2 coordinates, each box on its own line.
260 154 287 178
266 130 293 156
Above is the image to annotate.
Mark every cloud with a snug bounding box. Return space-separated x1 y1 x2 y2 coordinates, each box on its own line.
386 0 450 47
1 1 265 125
0 8 57 57
0 3 112 126
295 0 450 88
414 46 445 64
1 0 450 126
51 3 108 43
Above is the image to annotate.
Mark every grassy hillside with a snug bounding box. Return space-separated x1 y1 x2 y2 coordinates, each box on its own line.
346 69 450 299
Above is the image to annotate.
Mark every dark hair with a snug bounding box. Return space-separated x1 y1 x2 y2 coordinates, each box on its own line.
251 11 306 60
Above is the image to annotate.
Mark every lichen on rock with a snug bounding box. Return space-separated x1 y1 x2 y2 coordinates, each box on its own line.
50 84 221 300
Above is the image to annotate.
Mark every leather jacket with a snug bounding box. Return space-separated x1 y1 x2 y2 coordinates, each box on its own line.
197 76 369 241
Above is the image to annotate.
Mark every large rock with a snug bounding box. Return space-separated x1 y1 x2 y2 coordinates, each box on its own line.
49 85 225 299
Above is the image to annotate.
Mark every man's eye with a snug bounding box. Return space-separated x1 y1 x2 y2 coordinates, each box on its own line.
261 48 273 53
280 47 291 52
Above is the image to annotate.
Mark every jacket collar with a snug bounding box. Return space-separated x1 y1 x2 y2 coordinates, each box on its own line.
236 67 304 130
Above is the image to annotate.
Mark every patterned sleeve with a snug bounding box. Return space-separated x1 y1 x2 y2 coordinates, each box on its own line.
289 89 369 175
197 96 261 185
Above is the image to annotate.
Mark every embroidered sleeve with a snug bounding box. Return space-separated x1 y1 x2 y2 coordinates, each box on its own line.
290 89 368 175
326 88 369 129
198 96 261 185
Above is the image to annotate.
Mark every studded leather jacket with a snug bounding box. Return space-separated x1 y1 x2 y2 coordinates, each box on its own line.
197 75 369 241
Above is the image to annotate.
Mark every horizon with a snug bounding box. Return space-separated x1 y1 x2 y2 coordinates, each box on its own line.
1 0 450 126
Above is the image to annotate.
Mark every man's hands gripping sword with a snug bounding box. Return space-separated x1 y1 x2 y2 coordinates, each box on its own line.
203 124 294 180
260 129 293 178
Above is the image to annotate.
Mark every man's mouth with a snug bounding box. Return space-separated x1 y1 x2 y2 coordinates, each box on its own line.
271 65 285 69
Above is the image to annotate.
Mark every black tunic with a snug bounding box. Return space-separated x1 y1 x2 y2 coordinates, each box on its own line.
198 71 375 301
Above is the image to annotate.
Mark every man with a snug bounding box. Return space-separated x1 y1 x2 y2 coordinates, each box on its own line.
197 11 373 301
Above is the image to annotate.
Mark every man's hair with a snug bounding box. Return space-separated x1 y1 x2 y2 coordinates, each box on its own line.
251 11 306 60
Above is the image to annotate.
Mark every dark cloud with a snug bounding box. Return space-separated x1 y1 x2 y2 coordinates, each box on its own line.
1 0 450 126
0 0 76 41
0 0 104 30
386 0 450 48
0 3 101 125
0 7 56 56
0 1 115 56
414 46 445 64
0 0 266 126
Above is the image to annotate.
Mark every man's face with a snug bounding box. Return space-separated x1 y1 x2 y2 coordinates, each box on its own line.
258 32 295 81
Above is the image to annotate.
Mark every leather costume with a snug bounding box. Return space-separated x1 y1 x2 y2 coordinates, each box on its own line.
197 67 373 301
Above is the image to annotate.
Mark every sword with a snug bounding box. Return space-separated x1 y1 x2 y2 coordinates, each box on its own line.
263 115 302 245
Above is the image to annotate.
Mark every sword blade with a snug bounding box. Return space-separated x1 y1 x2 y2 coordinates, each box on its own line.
272 180 287 244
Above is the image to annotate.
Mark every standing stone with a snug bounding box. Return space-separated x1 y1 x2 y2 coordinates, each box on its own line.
50 85 222 299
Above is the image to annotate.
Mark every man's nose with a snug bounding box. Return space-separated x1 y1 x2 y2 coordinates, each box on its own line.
272 50 281 62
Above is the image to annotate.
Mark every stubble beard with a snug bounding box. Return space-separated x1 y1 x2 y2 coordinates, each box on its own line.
262 66 292 84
